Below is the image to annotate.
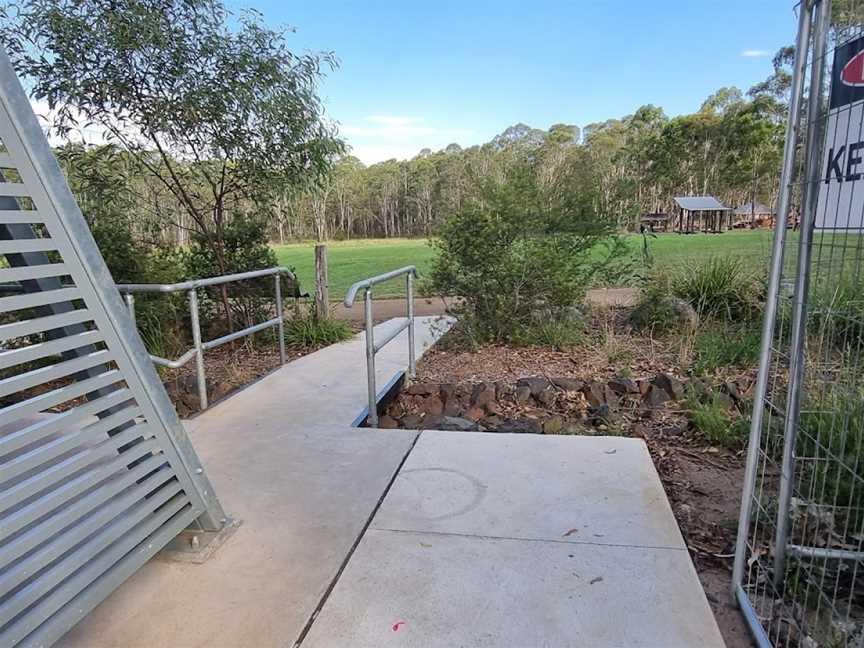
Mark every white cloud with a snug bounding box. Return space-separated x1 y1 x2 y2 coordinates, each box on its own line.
741 49 770 58
341 114 473 164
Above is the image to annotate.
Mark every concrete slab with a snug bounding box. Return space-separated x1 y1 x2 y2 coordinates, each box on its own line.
300 432 724 648
186 315 452 433
57 422 418 648
372 432 685 549
300 529 724 648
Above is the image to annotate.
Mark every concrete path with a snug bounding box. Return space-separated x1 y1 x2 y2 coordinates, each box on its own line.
58 423 418 648
301 433 724 648
57 314 724 648
186 316 451 431
57 317 447 648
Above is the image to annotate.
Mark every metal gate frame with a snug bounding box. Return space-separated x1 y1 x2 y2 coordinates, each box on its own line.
0 49 227 647
734 1 864 645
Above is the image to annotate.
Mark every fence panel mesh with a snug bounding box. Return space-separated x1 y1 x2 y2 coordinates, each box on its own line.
735 2 864 646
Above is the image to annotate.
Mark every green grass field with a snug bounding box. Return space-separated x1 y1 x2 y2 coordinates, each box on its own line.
273 230 777 300
273 238 437 300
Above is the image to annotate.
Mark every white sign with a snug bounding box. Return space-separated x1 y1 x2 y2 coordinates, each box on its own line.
816 99 864 230
816 36 864 230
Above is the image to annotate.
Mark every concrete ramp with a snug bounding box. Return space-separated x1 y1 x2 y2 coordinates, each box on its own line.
300 433 725 648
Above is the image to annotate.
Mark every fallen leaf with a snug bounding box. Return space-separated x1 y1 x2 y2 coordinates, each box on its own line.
590 576 604 585
562 528 579 537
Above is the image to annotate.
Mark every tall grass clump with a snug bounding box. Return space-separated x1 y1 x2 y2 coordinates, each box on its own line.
673 256 763 321
283 315 353 346
807 278 864 352
795 387 864 534
685 389 750 447
693 322 762 375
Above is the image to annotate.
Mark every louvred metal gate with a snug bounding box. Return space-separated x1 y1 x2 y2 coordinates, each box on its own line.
0 49 226 647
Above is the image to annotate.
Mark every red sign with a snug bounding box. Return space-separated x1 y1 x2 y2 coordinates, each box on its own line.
841 50 864 87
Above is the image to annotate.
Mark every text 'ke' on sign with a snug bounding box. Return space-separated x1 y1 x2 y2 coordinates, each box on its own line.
819 35 864 230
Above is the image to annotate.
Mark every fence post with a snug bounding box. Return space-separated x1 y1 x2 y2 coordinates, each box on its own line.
364 287 377 426
315 244 329 320
731 0 813 596
275 273 286 365
407 272 415 382
772 0 831 587
188 288 208 411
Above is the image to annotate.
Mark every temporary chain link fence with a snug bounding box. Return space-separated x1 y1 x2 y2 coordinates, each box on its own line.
734 1 864 646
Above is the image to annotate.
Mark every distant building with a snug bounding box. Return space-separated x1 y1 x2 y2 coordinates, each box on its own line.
673 196 732 233
733 202 775 229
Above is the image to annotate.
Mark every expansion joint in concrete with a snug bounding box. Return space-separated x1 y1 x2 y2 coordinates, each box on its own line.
292 432 422 648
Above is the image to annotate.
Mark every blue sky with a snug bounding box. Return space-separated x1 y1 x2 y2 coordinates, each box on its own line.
235 1 797 164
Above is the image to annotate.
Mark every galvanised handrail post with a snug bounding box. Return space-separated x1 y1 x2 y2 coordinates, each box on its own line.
117 266 295 411
188 288 208 411
344 265 418 426
364 287 377 425
407 272 415 381
275 273 286 365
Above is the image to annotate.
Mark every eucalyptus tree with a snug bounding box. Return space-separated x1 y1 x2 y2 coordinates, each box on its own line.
2 0 344 326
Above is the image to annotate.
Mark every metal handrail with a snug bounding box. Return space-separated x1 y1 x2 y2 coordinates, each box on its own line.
118 266 295 411
344 265 417 426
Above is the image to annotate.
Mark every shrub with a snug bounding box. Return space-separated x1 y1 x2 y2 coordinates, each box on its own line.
672 256 763 321
127 248 188 359
795 388 864 533
685 389 750 447
629 272 680 332
184 217 282 336
693 322 762 375
283 315 353 347
426 157 626 344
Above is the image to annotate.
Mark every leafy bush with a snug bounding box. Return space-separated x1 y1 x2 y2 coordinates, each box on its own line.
693 322 762 374
673 256 763 321
283 315 353 346
127 248 188 359
426 157 625 343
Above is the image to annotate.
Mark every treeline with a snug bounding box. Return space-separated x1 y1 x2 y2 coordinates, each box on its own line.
280 84 788 241
59 82 787 246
